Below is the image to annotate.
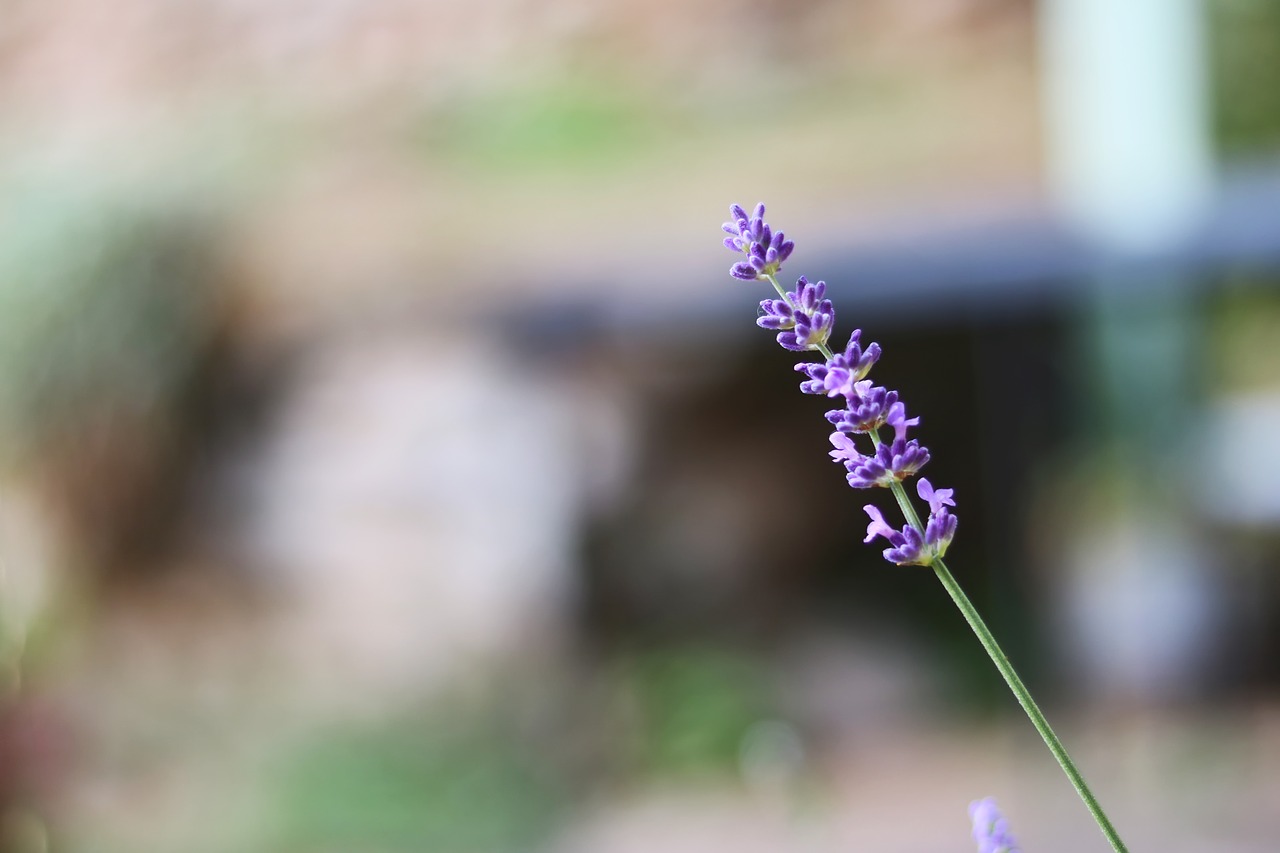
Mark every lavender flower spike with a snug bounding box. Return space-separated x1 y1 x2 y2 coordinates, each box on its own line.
716 200 1128 853
723 202 795 281
969 798 1021 853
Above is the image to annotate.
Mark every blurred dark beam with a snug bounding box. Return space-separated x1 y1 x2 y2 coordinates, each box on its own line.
505 163 1280 347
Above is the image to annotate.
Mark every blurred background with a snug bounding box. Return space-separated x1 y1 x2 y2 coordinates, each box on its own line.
1 0 1279 850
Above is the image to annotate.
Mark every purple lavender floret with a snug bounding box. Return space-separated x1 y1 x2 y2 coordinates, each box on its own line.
757 275 835 352
828 432 865 467
796 330 881 396
724 202 795 281
844 452 894 489
969 798 1020 853
844 439 926 488
863 505 928 565
862 480 956 566
795 360 832 395
844 406 930 488
920 479 958 557
825 386 904 434
821 330 881 398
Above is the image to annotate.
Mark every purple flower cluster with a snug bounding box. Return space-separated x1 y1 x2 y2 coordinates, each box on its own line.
796 330 880 397
723 203 794 281
722 202 957 567
864 479 956 566
969 798 1021 853
757 275 834 352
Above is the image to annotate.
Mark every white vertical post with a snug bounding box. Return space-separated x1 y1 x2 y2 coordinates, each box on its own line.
1039 0 1220 702
1040 0 1214 251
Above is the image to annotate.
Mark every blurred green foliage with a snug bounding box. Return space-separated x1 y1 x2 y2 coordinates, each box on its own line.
266 715 567 853
1209 280 1280 392
0 179 222 467
418 73 680 174
1210 0 1280 155
622 647 773 778
260 648 772 850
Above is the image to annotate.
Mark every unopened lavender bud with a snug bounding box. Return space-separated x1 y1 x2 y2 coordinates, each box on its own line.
722 202 793 281
795 361 831 395
757 298 796 331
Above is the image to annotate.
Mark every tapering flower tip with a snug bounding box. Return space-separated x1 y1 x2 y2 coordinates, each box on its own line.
969 798 1020 853
863 505 928 565
723 202 794 281
822 330 881 398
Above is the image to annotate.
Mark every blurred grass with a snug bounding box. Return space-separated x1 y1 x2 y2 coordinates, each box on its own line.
621 646 774 779
420 75 671 174
258 647 773 851
266 718 566 853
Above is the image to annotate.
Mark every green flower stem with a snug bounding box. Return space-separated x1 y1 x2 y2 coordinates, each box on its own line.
930 558 1128 853
866 433 1127 851
867 431 925 531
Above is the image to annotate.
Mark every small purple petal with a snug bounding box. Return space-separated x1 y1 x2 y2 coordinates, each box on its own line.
863 505 895 543
917 479 956 516
829 432 863 465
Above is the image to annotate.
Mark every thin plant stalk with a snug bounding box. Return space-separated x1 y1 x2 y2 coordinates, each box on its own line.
929 557 1128 853
870 391 1128 851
